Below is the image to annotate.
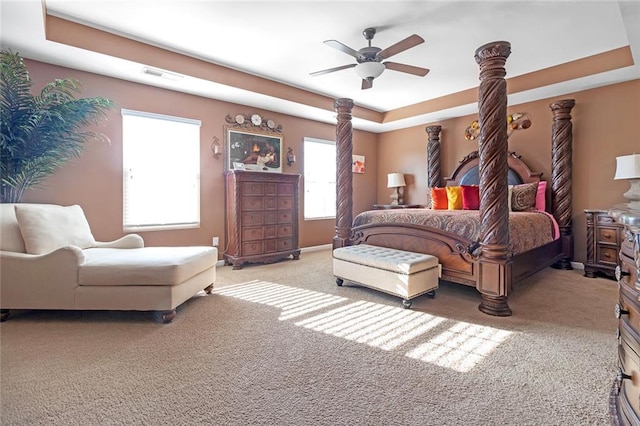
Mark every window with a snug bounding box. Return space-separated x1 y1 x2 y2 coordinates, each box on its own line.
304 137 336 220
122 109 201 231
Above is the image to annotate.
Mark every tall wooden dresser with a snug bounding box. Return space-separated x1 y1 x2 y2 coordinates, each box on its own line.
609 206 640 425
224 170 301 269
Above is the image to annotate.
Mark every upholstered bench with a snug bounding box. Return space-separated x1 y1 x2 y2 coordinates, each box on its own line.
333 244 440 308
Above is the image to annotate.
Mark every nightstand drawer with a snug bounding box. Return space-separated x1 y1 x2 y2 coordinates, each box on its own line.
598 246 619 265
598 227 619 245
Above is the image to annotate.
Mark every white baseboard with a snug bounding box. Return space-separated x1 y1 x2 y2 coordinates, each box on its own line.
301 244 332 253
571 261 584 270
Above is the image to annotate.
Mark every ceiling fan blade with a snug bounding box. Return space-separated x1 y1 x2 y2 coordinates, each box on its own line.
376 34 424 60
324 40 365 60
310 63 356 77
361 78 373 90
384 62 430 77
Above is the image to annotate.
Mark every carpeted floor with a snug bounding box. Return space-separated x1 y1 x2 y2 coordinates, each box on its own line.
0 249 618 425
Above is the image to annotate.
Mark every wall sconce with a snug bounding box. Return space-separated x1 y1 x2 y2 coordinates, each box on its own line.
614 153 640 209
211 136 221 159
287 147 296 166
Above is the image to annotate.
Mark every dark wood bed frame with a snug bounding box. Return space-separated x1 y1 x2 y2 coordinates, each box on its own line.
332 41 576 316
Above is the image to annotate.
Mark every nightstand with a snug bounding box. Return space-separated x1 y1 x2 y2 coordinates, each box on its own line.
584 209 623 279
373 204 421 210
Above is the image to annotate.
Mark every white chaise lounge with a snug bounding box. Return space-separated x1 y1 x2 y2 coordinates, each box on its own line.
0 203 217 323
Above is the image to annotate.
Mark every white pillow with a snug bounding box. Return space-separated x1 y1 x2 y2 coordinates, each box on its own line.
15 204 96 255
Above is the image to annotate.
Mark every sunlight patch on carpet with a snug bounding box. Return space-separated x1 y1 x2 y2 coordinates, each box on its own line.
405 322 513 372
215 280 513 371
214 280 347 320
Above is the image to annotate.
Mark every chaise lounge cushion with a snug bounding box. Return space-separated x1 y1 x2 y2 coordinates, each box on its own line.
79 247 217 286
15 204 96 254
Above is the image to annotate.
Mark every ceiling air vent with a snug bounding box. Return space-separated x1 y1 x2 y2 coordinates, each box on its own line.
141 67 183 81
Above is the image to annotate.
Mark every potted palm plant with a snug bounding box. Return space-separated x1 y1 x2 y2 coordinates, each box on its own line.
0 50 115 203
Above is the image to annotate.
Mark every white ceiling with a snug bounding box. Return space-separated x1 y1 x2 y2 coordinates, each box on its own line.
1 0 639 132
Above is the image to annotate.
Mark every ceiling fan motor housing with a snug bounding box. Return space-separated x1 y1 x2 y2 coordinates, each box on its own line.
357 47 382 63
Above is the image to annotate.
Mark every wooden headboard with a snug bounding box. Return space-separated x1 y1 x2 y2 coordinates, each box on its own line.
443 150 543 187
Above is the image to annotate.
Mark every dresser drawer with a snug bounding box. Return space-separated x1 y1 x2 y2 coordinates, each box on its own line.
241 182 264 195
598 227 619 245
277 183 295 195
264 225 276 239
264 211 277 224
264 240 277 253
598 246 619 265
278 210 293 224
242 226 264 241
242 212 264 226
242 196 264 211
278 196 294 210
619 320 640 420
242 241 264 256
264 197 277 210
620 285 640 332
277 224 293 238
264 183 277 195
278 238 294 251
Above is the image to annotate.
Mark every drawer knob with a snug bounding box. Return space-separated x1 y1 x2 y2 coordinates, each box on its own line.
615 303 629 319
604 252 611 258
604 234 611 239
615 266 630 281
617 367 632 382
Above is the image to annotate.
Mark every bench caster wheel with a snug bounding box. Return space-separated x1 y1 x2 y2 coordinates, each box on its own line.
427 290 436 298
336 278 343 287
402 299 412 309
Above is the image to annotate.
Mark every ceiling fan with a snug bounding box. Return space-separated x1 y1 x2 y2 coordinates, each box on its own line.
310 27 430 90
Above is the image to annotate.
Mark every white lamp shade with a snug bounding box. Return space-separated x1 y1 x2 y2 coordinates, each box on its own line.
614 154 640 180
354 62 385 80
387 172 406 188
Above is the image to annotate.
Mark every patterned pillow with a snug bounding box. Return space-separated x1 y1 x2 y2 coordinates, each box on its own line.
461 185 480 210
430 187 448 210
511 182 539 211
446 186 463 210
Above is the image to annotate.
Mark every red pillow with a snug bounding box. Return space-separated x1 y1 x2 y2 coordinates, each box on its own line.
461 185 480 210
430 187 448 210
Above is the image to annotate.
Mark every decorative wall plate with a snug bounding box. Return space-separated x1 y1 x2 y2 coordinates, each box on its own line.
225 113 283 133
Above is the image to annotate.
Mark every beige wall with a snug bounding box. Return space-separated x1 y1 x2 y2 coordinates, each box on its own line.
378 79 640 263
17 60 640 264
21 60 378 251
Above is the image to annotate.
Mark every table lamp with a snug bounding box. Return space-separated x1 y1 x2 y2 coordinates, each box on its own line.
387 172 406 206
614 153 640 209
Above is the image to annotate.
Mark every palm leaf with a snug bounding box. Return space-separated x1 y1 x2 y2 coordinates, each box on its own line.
1 50 115 202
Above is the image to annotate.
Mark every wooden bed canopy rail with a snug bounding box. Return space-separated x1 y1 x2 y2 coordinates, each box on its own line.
332 40 576 317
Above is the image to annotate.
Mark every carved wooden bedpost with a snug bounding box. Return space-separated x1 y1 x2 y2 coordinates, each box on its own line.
474 41 513 317
333 98 355 249
549 99 576 270
426 125 442 188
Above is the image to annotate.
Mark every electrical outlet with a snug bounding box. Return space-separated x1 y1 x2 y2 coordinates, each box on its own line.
212 237 219 247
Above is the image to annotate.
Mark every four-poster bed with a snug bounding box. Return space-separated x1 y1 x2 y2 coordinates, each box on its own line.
332 41 576 316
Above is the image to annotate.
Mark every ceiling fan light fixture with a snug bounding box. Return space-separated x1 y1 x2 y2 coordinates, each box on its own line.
354 62 385 80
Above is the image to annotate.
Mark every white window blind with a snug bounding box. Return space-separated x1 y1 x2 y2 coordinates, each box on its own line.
122 109 201 231
303 137 336 220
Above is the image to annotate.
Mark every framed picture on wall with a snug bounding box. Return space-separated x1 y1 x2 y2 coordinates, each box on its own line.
352 155 365 173
225 127 283 173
